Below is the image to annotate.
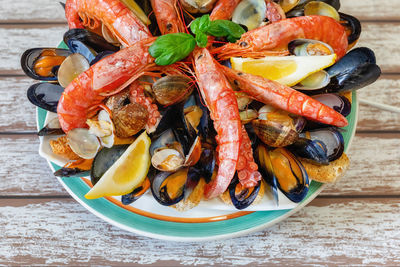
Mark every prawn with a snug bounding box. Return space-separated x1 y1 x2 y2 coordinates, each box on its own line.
57 38 157 133
213 15 348 60
65 0 151 47
193 48 241 199
150 0 186 34
222 66 348 127
210 0 241 20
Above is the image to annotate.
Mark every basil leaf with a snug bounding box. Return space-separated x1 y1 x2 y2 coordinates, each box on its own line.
190 14 211 35
207 20 245 43
149 33 196 66
196 32 208 48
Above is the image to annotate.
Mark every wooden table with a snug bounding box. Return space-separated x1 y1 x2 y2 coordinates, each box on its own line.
1 0 399 265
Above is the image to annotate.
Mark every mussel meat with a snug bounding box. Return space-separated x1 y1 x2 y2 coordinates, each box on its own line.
152 75 193 106
121 177 150 205
229 176 261 210
300 127 344 161
232 0 267 31
150 168 188 206
57 53 90 88
91 145 129 186
288 137 329 165
27 82 64 113
21 48 71 81
179 0 218 13
256 144 309 203
288 39 334 57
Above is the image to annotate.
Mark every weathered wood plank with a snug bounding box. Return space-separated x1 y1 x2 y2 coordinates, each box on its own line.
1 134 399 196
0 135 67 196
2 0 400 22
357 75 400 131
0 198 399 265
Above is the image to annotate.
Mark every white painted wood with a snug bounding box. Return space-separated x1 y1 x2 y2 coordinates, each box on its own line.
0 198 399 265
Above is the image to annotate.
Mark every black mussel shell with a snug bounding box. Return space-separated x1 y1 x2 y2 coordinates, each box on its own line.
312 93 351 117
254 144 279 205
288 137 329 165
27 83 64 112
149 129 176 156
286 0 340 17
37 127 64 136
90 51 115 65
339 12 361 46
192 146 216 183
300 127 344 161
327 47 376 77
54 167 89 177
64 29 119 53
121 177 150 205
195 94 217 144
229 176 261 210
21 48 71 81
150 169 188 206
90 145 129 186
65 39 97 63
184 167 202 200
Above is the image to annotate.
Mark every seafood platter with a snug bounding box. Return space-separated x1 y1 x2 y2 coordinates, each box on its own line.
22 0 381 239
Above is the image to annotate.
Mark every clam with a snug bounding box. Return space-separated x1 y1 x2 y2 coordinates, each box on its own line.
240 109 258 124
252 105 306 147
66 128 101 159
91 145 129 186
121 177 150 205
286 0 340 17
21 48 71 81
278 0 300 13
57 53 90 88
112 103 148 137
294 70 331 90
312 93 351 117
232 0 267 31
152 75 193 106
256 145 309 203
304 1 340 21
288 39 334 57
37 116 64 136
151 147 185 172
150 168 188 206
235 92 253 110
229 176 261 210
27 82 64 113
300 127 344 161
184 136 202 166
288 137 329 165
179 0 217 13
87 110 115 148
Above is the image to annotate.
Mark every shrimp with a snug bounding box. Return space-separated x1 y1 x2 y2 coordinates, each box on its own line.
193 48 241 199
57 38 157 133
221 66 348 127
65 0 151 47
213 15 348 60
150 0 186 34
237 125 262 188
209 0 241 20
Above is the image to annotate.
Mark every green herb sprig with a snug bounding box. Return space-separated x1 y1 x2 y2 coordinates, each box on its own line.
149 15 245 66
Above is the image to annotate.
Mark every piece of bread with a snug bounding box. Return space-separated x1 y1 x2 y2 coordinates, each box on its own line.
49 136 80 160
300 153 350 183
172 178 206 212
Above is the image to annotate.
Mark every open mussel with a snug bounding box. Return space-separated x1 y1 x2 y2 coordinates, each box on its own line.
255 144 309 203
288 137 329 165
252 105 306 147
151 168 188 206
21 48 71 81
312 93 351 117
27 82 64 112
300 127 344 161
232 0 267 31
121 177 151 205
37 115 64 136
229 176 261 210
288 39 334 57
340 12 361 48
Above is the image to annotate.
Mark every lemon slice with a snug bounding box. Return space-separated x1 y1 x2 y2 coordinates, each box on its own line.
121 0 151 25
231 54 337 86
85 131 151 199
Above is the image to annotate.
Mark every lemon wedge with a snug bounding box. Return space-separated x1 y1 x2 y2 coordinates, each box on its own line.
85 131 151 199
231 54 337 86
121 0 151 25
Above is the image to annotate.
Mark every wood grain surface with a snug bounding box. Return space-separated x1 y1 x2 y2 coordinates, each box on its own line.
1 0 399 266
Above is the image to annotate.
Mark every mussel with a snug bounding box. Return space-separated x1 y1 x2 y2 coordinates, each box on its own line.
340 12 361 48
91 145 129 186
121 177 151 205
288 137 329 165
256 145 309 203
229 176 262 210
232 0 267 31
150 168 188 206
37 115 64 136
179 0 218 13
190 145 216 183
27 82 64 113
288 39 334 57
21 48 71 81
312 93 351 117
152 75 193 106
252 105 306 147
300 127 344 161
